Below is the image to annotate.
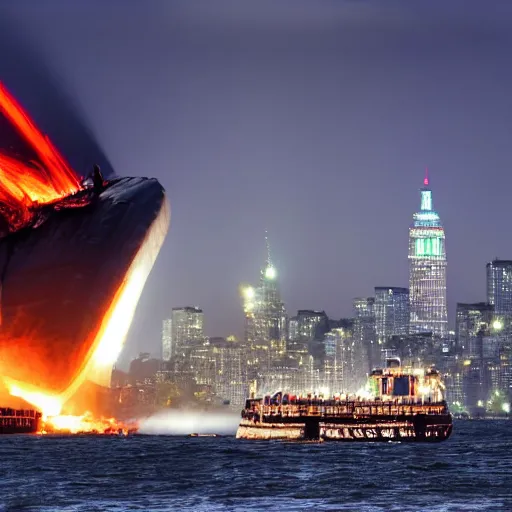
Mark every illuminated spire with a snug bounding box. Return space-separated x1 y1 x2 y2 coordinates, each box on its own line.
420 168 433 211
264 231 276 280
265 230 272 267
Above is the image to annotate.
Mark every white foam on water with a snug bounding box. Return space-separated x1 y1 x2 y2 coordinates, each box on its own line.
137 409 240 436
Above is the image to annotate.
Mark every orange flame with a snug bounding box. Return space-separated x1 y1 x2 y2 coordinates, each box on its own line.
42 411 137 436
0 83 168 434
0 81 81 230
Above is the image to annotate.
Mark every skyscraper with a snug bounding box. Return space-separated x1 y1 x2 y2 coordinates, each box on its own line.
486 259 512 317
374 287 410 344
161 318 173 361
295 309 330 361
241 234 287 371
171 306 204 360
455 302 493 357
353 297 377 371
408 173 448 336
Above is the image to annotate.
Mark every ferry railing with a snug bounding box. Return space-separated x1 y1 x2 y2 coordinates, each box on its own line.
246 400 448 420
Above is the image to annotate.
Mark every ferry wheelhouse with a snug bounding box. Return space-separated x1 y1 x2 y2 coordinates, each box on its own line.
237 358 452 442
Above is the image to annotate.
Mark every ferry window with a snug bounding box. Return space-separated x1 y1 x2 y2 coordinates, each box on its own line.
393 376 410 396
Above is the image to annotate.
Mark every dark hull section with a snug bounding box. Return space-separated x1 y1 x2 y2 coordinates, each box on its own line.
0 408 41 434
237 414 453 442
320 415 453 442
0 177 169 394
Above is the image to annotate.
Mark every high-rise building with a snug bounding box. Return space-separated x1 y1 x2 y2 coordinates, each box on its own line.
408 173 448 336
209 337 247 406
295 310 329 341
288 316 299 343
455 303 493 357
486 259 512 317
323 321 366 394
241 234 287 372
161 319 173 361
323 328 348 394
295 309 330 361
257 355 318 396
353 297 377 371
171 306 204 360
374 287 410 344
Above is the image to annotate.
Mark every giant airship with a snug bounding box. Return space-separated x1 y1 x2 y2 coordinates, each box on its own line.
0 82 169 415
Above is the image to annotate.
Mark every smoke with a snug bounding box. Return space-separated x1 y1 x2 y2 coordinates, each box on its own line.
137 409 240 436
0 17 114 179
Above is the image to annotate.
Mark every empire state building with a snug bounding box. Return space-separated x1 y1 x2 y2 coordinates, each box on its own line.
408 173 448 337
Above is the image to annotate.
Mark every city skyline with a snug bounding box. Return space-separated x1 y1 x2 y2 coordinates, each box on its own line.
159 174 498 343
0 2 511 364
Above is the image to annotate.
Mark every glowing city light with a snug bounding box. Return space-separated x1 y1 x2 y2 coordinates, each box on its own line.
243 286 255 300
355 386 373 399
265 266 276 279
502 403 510 414
492 319 503 331
318 387 330 397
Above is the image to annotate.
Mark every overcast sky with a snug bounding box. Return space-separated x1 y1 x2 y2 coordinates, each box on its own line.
1 0 512 366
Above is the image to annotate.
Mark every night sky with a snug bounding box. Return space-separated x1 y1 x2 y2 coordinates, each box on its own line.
1 1 512 366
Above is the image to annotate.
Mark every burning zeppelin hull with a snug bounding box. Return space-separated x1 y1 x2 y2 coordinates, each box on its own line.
0 177 169 408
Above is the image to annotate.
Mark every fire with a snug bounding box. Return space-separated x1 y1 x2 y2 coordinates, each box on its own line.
5 381 138 435
0 83 169 433
42 411 136 436
5 379 62 417
0 81 81 230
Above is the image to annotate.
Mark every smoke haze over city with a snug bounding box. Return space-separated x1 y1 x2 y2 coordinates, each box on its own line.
1 1 512 365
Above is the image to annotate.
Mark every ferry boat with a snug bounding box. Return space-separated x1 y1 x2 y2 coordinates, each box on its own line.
0 408 41 434
237 358 452 442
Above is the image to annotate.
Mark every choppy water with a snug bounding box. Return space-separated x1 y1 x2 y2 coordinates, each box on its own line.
0 420 510 511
